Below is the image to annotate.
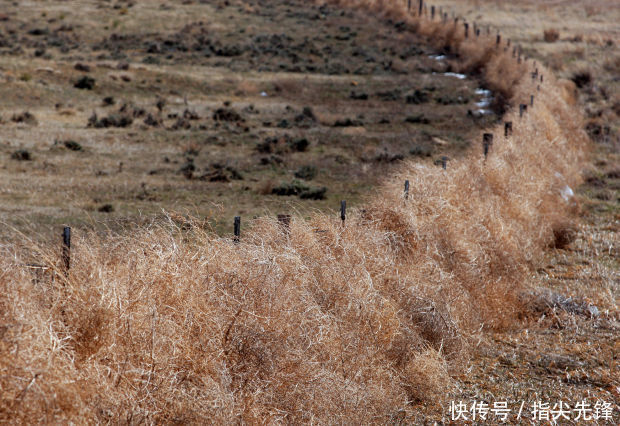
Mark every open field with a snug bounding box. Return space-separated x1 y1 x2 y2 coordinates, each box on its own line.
0 0 618 424
0 0 502 239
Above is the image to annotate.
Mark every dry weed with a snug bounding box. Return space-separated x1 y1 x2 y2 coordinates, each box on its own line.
0 0 590 422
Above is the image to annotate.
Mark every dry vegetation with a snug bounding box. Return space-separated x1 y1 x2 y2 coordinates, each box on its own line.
0 0 498 238
0 0 618 424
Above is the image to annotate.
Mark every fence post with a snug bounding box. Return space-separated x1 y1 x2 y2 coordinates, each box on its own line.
340 200 346 226
62 226 71 274
233 216 241 243
408 0 411 12
404 180 410 200
530 95 534 107
277 214 291 236
519 103 527 117
504 121 513 138
418 0 423 16
483 133 493 159
464 22 469 38
496 34 501 46
431 5 435 20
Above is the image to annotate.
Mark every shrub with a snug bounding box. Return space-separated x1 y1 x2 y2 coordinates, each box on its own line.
543 28 560 42
287 138 309 152
63 140 83 151
98 204 114 213
74 76 95 90
299 186 326 199
88 112 133 128
294 165 317 180
271 180 309 196
11 111 37 125
571 70 592 88
11 149 32 161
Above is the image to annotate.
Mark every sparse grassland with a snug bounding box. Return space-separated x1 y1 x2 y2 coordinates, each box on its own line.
0 0 500 239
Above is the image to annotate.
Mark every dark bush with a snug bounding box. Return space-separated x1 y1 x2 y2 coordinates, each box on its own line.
272 180 326 199
179 160 196 179
11 149 32 161
272 180 309 196
213 108 243 122
405 115 430 124
334 118 363 127
11 111 37 125
571 71 592 88
409 145 433 157
98 204 114 213
294 165 317 180
143 113 161 127
299 186 327 200
287 138 309 152
406 89 430 104
74 76 95 90
350 91 369 100
63 140 83 151
88 112 133 128
74 63 91 72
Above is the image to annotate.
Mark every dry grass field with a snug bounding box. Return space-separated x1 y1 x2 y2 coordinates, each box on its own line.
0 0 502 239
0 0 618 424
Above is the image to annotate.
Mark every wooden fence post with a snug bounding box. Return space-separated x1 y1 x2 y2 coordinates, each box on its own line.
441 156 448 170
408 0 411 12
404 180 410 200
277 214 291 236
233 216 240 243
504 121 513 138
519 103 527 117
464 22 469 38
62 226 71 274
340 200 346 226
431 5 435 20
418 0 423 16
483 133 493 159
530 95 534 107
496 34 501 46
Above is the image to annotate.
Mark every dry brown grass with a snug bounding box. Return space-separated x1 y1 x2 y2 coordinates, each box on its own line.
0 0 591 422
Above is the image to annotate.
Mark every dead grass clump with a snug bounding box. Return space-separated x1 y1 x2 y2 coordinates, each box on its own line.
402 349 453 406
551 220 578 249
544 28 560 43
